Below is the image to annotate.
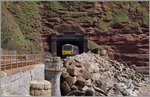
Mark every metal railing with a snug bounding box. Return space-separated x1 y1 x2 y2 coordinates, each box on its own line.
1 50 44 71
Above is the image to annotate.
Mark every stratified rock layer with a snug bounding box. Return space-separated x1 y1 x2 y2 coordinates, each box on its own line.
40 1 149 68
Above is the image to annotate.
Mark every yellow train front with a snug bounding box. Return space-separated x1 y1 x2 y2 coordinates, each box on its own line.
62 44 79 57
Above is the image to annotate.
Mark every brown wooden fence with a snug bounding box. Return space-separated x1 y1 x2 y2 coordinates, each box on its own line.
1 50 44 71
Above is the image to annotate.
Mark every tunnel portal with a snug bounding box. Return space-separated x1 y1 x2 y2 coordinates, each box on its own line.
50 32 88 57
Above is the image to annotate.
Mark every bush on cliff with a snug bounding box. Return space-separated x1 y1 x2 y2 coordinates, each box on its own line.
1 3 28 53
3 1 42 53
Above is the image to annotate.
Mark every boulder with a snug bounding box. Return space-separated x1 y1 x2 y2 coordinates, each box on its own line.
86 79 92 86
72 62 82 68
82 86 89 91
121 89 130 96
84 64 93 73
65 76 77 87
82 69 92 80
66 90 85 96
93 86 107 96
67 64 79 76
61 72 70 79
95 79 107 92
91 63 100 73
71 85 78 91
92 73 101 82
85 89 95 96
82 86 95 93
100 49 107 56
77 75 86 86
63 59 74 67
61 81 71 95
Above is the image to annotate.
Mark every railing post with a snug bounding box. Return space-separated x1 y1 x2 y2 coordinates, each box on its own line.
10 54 12 70
4 54 5 70
21 54 23 67
25 54 27 66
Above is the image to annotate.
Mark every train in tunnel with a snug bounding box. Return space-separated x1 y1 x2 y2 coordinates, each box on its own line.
62 44 79 56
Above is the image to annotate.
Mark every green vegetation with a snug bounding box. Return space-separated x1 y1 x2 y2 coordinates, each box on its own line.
103 10 113 21
47 1 86 11
88 40 100 51
129 21 140 29
1 3 28 53
45 52 52 58
97 22 111 32
47 1 67 11
64 11 77 17
27 42 42 54
143 12 149 26
2 1 42 54
111 14 129 25
137 6 146 12
87 8 97 13
80 16 94 22
110 8 129 26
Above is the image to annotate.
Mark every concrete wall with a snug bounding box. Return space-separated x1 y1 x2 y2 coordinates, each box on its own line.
0 64 45 96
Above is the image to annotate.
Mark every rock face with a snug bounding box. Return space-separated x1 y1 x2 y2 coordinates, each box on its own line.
60 53 149 96
95 31 149 68
2 2 148 68
40 1 149 69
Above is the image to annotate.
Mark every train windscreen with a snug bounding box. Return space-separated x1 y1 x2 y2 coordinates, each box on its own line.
63 46 72 51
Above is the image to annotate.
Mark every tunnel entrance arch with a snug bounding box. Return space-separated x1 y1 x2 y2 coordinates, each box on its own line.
51 32 88 57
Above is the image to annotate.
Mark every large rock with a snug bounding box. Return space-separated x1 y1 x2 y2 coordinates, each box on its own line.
76 75 86 86
71 85 78 91
66 90 85 96
63 59 75 67
65 76 77 87
72 62 82 68
93 86 107 96
85 79 92 86
84 89 95 96
82 69 92 80
91 63 100 73
95 79 107 92
100 49 107 56
82 86 95 93
61 72 70 79
92 73 101 82
61 81 71 95
83 63 94 73
67 64 79 76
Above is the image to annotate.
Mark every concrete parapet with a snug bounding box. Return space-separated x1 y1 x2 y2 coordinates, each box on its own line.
0 64 45 96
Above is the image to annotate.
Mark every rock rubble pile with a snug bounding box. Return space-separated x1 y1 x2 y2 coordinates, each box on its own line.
60 53 149 96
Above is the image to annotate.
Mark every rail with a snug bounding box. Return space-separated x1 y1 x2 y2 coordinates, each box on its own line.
1 51 44 71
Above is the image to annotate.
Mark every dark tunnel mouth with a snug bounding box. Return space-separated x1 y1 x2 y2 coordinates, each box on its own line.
57 40 84 57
